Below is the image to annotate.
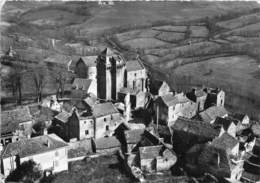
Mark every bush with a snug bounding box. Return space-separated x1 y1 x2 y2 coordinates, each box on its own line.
6 160 42 183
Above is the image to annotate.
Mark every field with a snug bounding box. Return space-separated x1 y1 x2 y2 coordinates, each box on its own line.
1 1 260 119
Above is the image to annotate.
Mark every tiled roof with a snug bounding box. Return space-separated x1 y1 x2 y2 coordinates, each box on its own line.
198 144 231 176
126 59 144 72
139 145 162 160
72 78 94 91
160 93 190 107
94 136 121 150
92 102 119 117
211 132 239 151
69 89 88 99
213 117 234 131
171 117 218 139
1 134 68 158
125 129 145 144
54 111 71 123
1 107 32 134
199 106 228 123
78 56 97 67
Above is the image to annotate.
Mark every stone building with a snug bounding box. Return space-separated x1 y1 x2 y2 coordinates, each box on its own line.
149 80 171 97
118 87 147 110
204 88 225 109
125 59 147 92
154 93 197 125
1 134 68 177
97 48 126 100
170 117 219 154
186 88 207 112
74 56 97 79
1 107 33 145
92 102 124 138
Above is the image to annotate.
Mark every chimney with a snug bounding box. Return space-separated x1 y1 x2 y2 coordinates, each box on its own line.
43 128 48 135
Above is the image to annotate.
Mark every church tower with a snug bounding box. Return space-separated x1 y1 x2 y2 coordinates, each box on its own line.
97 48 125 101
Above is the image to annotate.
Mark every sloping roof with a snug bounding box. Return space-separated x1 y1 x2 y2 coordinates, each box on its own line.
171 117 218 139
1 107 32 134
232 113 248 122
119 87 141 96
211 133 239 151
72 78 93 91
54 111 71 123
198 144 231 177
44 54 71 65
94 136 121 150
125 129 145 144
194 89 207 97
139 145 162 160
159 93 190 107
92 102 119 117
83 93 97 107
199 106 228 123
213 117 234 131
100 47 114 57
126 60 145 72
1 134 68 158
78 56 97 67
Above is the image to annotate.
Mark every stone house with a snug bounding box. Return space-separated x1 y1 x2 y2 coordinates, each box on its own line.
92 102 124 138
211 132 240 157
154 93 197 125
1 134 68 177
1 107 33 145
125 59 147 92
118 87 147 110
204 88 225 109
213 117 237 137
74 56 97 79
52 111 72 142
97 48 126 100
139 145 177 173
149 80 171 97
186 88 207 112
198 106 228 124
186 142 243 181
92 136 121 155
69 111 95 140
170 117 219 154
72 78 97 97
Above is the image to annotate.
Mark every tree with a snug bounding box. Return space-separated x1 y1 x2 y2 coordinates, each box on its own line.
6 160 42 183
50 65 71 99
30 65 47 103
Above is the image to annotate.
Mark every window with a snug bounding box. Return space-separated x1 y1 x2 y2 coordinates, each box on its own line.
134 73 137 77
106 125 109 131
111 115 113 120
104 118 106 122
85 130 89 135
84 121 86 124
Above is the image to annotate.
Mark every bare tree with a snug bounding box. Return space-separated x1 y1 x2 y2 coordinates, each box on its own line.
31 65 47 103
50 65 71 99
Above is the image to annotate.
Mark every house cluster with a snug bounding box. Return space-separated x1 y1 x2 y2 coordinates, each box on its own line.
1 47 260 183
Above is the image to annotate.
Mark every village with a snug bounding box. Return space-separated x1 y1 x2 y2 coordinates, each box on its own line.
1 46 260 183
